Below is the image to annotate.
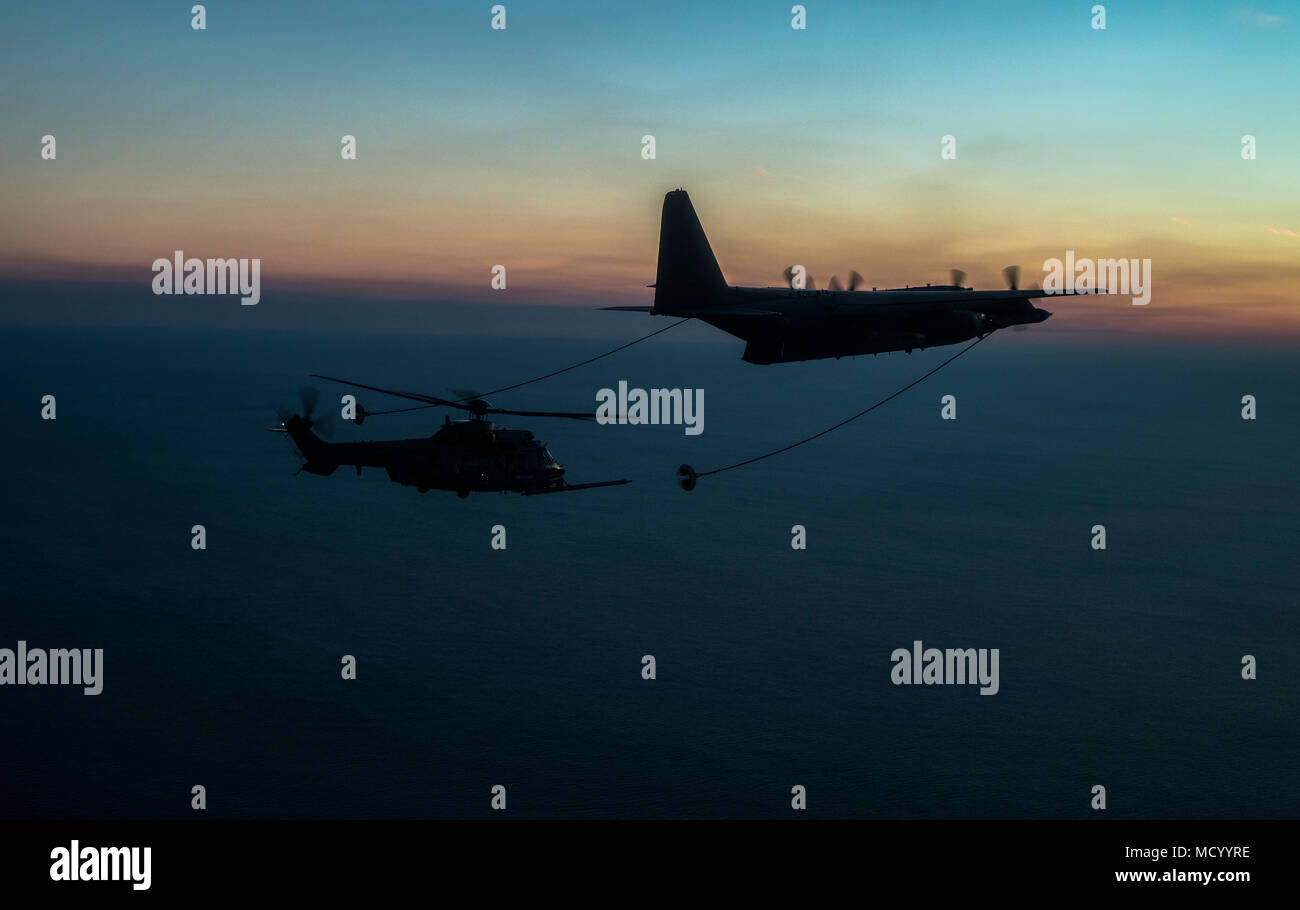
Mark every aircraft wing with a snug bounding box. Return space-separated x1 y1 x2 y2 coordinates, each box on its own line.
829 287 1103 316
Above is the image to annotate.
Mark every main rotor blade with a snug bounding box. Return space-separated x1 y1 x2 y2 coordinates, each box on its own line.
521 478 630 495
313 374 596 420
311 374 467 410
482 407 597 421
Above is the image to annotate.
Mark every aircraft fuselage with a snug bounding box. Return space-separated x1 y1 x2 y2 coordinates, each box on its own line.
689 285 1051 364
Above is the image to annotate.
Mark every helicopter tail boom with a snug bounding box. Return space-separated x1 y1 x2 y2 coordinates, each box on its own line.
282 416 338 475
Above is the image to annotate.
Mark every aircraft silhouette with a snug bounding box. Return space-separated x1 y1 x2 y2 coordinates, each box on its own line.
272 383 629 498
605 189 1062 364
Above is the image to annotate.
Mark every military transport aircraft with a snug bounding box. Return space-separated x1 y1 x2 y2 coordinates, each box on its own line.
604 189 1066 364
272 384 628 498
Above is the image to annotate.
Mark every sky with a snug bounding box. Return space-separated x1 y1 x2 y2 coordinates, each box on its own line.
1 0 1297 338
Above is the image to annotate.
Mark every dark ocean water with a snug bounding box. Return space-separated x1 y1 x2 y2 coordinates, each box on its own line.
1 322 1296 818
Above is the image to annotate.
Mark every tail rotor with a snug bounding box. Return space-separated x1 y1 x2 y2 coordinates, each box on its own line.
288 386 336 437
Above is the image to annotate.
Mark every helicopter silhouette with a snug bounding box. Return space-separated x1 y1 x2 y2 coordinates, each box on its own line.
272 378 629 498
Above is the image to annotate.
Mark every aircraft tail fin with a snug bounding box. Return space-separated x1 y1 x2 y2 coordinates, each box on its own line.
654 189 727 314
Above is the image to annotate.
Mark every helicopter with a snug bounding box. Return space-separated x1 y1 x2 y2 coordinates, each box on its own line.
272 378 629 498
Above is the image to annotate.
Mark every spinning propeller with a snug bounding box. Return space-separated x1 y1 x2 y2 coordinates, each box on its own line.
277 387 336 437
785 267 868 291
782 265 815 291
999 265 1039 329
782 265 1039 295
